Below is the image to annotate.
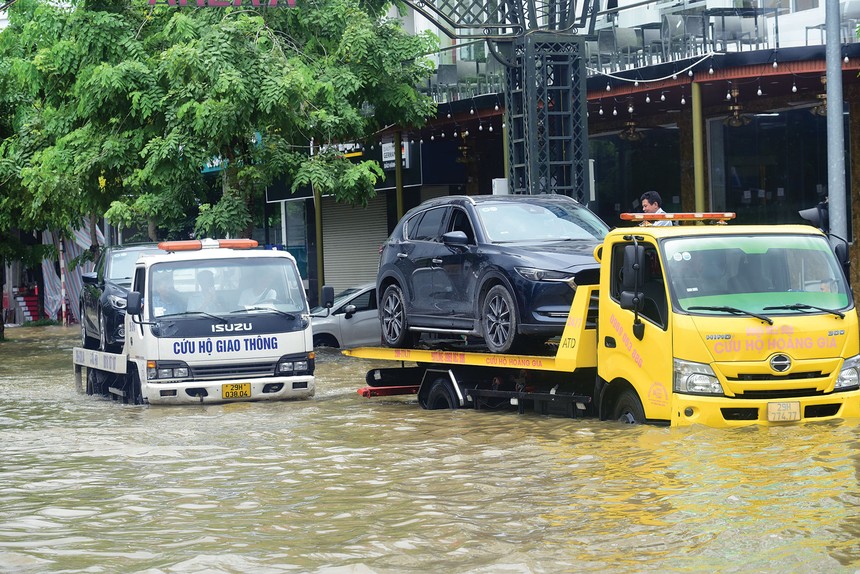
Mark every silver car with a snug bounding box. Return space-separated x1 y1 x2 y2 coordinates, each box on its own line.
310 283 381 348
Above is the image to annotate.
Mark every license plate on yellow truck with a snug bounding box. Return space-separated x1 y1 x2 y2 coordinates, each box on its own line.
222 383 251 400
767 401 800 422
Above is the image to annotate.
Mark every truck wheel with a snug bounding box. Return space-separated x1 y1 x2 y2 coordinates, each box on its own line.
128 370 143 405
613 389 645 424
381 284 413 348
86 368 96 395
481 285 519 354
423 379 458 410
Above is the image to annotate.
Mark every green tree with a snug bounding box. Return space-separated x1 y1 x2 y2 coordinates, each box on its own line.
0 0 436 239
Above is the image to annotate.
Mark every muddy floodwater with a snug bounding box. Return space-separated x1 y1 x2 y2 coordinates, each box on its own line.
2 326 860 573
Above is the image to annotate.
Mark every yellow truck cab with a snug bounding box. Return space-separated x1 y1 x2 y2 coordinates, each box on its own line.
597 218 860 426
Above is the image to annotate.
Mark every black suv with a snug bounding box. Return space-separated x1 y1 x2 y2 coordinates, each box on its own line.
80 243 160 351
377 194 609 353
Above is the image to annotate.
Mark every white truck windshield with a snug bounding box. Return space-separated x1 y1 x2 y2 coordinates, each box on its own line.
663 234 851 314
150 259 306 318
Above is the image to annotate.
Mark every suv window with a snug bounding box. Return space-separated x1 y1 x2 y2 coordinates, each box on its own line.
448 208 476 244
409 207 447 241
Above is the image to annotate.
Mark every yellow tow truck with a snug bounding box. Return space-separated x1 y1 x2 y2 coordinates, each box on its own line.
348 213 860 427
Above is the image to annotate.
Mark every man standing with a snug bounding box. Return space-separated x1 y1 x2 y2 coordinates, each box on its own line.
640 191 674 226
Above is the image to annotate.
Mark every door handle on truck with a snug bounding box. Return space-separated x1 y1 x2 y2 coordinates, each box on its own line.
397 253 408 259
432 258 443 265
604 337 616 348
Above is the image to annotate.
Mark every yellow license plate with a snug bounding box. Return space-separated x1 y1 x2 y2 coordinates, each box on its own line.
767 401 801 422
222 383 251 400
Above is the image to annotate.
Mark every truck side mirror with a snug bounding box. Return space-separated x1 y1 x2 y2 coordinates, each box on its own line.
619 291 643 312
321 285 335 309
621 244 644 292
127 291 143 315
832 236 850 278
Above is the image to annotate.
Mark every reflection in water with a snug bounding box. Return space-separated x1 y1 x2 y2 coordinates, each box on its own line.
1 327 860 572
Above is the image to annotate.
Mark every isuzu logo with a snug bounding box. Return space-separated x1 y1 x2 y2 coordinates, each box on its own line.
769 354 791 373
211 322 252 333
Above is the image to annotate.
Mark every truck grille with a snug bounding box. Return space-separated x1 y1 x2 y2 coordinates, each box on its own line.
735 388 824 400
728 371 824 382
191 362 276 380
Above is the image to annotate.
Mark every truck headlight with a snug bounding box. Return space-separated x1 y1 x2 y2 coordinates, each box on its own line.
835 354 860 391
277 353 314 375
147 361 190 381
673 358 724 395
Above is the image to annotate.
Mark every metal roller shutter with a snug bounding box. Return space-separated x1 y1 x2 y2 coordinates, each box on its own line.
321 194 388 291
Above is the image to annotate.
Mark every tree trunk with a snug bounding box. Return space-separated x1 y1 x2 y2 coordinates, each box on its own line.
88 213 100 250
0 258 5 341
148 219 157 242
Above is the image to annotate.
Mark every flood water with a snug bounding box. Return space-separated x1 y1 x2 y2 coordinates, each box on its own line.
2 326 860 573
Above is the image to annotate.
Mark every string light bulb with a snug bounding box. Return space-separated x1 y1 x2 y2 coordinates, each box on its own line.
773 59 778 68
646 94 651 104
612 107 618 116
792 82 797 93
688 69 693 77
660 92 666 102
489 124 494 132
757 85 762 96
681 94 686 105
708 63 714 74
606 82 611 92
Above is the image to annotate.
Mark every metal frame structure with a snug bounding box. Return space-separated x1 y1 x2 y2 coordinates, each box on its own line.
403 0 599 197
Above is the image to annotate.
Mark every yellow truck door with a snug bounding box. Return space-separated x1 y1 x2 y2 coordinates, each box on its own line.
597 237 674 422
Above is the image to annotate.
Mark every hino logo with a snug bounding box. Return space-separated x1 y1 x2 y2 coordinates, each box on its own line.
769 354 792 373
705 334 732 340
212 322 253 333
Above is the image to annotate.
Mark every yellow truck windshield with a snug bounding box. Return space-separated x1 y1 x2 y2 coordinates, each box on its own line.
663 234 851 314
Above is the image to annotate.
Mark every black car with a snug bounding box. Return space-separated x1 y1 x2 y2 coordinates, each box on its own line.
80 243 160 351
377 194 609 353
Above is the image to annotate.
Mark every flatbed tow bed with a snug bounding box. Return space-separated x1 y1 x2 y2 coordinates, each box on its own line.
346 288 599 417
347 346 594 416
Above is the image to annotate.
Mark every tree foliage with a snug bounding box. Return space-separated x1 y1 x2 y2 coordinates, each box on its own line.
0 0 437 244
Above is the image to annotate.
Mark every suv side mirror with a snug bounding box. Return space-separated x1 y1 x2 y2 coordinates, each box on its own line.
442 231 469 246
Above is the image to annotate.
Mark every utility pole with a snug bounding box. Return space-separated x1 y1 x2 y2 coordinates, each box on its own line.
826 0 847 241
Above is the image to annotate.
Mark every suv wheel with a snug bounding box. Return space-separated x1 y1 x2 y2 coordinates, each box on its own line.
81 308 98 350
381 284 413 348
481 285 519 353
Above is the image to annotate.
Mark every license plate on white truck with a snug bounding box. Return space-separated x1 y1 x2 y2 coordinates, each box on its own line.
222 383 251 400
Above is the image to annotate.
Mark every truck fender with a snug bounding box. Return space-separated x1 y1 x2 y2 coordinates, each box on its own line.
594 376 610 420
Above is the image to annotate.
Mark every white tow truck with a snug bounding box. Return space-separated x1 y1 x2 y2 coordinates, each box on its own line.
73 238 333 405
